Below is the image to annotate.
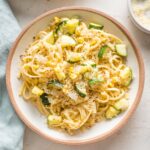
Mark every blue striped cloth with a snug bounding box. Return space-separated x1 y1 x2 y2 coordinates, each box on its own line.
0 0 24 150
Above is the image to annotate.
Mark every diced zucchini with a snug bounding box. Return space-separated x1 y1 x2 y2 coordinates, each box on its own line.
98 45 108 59
43 31 54 44
114 99 129 112
88 74 104 86
57 35 76 47
89 23 104 30
115 44 127 57
82 60 96 68
75 81 87 98
55 20 67 34
47 115 62 125
69 65 91 80
48 80 63 89
105 106 120 119
32 86 44 96
54 66 66 81
67 51 83 63
62 19 79 34
120 67 133 86
84 72 92 80
40 93 50 106
91 64 96 68
88 79 99 85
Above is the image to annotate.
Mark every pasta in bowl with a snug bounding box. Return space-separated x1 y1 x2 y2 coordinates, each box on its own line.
19 17 132 135
6 7 144 144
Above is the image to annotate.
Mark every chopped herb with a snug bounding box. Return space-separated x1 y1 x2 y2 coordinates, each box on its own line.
48 80 63 88
40 93 50 106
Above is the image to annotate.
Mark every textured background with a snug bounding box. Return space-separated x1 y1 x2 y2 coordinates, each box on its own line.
8 0 150 150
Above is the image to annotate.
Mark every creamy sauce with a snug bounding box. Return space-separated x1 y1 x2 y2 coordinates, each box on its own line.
132 0 150 30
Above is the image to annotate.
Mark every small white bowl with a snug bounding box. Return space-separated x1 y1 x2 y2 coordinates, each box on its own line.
128 0 150 34
6 7 145 145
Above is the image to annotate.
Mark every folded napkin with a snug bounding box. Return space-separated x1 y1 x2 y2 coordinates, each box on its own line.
0 0 24 150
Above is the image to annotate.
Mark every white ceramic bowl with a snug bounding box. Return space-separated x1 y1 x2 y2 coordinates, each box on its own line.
6 7 145 145
128 0 150 34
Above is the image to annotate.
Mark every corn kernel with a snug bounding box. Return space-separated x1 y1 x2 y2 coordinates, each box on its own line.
54 17 60 23
77 37 84 44
46 61 51 66
75 29 80 36
90 40 97 46
54 67 66 81
33 65 39 70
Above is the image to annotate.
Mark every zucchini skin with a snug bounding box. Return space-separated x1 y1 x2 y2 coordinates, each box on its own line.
98 45 108 58
55 20 67 34
74 83 87 98
48 80 63 88
89 23 104 30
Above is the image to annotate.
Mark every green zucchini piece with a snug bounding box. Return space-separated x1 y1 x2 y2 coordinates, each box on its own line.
120 67 133 86
67 51 82 63
58 35 76 47
89 23 104 30
114 99 129 112
40 93 50 106
88 75 104 86
48 80 63 89
75 82 87 98
115 44 127 57
62 19 79 34
105 106 120 119
44 31 54 44
47 115 62 125
91 64 96 68
88 79 98 86
98 45 108 58
55 20 67 34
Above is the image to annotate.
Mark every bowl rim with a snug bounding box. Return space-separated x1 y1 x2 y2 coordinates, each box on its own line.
6 6 145 145
127 0 150 34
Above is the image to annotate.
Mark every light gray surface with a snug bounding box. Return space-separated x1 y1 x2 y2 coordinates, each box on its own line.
8 0 150 150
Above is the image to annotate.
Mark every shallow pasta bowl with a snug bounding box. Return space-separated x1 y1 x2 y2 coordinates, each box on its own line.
6 7 145 145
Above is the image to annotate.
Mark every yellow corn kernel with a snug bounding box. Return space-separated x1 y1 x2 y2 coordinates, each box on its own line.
79 66 91 74
32 86 44 96
69 73 78 80
109 82 114 87
68 67 74 73
90 40 97 46
77 37 84 44
54 17 60 23
24 65 30 70
22 57 32 62
75 29 80 36
46 61 51 66
33 65 39 70
54 67 66 81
